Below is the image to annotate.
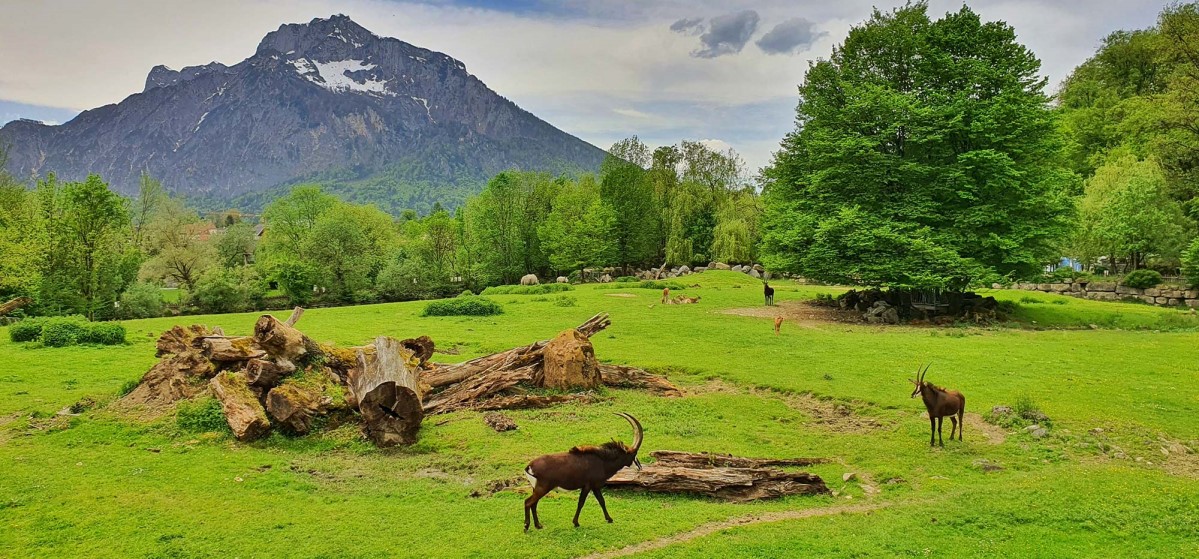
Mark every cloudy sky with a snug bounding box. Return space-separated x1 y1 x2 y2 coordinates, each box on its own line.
0 0 1169 172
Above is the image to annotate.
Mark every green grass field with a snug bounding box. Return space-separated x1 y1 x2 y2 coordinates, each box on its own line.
3 271 1197 558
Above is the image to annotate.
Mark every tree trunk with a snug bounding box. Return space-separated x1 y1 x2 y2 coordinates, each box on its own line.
607 461 828 502
347 336 424 447
210 372 271 442
0 297 32 316
195 336 266 363
598 365 683 396
265 383 326 435
245 358 297 388
253 314 322 364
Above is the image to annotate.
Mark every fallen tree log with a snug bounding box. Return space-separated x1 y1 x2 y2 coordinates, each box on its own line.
245 358 297 388
210 372 271 442
196 336 266 363
0 297 31 316
265 383 326 435
649 450 824 468
348 336 424 446
598 365 683 397
116 352 212 410
607 461 828 502
422 366 537 414
253 315 323 364
156 325 211 357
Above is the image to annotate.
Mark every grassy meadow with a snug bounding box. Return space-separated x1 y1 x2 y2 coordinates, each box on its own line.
2 271 1197 558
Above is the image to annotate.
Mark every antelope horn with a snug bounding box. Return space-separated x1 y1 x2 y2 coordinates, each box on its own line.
918 364 930 383
615 412 643 454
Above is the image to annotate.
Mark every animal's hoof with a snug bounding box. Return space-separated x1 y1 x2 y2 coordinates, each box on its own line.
606 518 614 524
535 524 543 530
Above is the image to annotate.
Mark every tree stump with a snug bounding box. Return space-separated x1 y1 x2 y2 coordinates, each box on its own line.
347 337 424 447
210 372 271 442
542 329 601 390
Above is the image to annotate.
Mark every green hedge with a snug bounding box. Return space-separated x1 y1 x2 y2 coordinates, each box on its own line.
1122 269 1163 289
421 296 504 317
8 315 126 346
9 317 48 342
481 283 573 295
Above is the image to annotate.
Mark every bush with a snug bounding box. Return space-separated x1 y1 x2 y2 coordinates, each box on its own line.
615 276 637 283
176 397 229 433
40 317 90 347
459 289 475 297
81 322 126 345
118 282 165 319
1121 269 1163 289
599 280 685 291
118 378 140 397
1183 238 1199 288
190 268 266 314
481 284 573 295
553 295 577 307
421 296 504 317
9 317 47 342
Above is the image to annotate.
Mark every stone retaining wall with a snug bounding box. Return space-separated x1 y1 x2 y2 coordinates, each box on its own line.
1002 281 1199 309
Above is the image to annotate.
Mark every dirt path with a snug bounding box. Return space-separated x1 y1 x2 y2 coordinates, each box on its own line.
578 502 889 559
720 300 861 329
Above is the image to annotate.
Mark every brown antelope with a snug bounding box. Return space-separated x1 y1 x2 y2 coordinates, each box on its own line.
763 281 774 306
523 413 643 531
910 365 965 446
662 287 670 304
773 316 784 336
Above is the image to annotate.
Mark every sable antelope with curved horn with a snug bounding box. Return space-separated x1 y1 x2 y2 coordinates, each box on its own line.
523 413 644 531
910 364 965 446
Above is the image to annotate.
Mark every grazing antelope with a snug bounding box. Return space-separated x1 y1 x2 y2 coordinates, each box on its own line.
773 316 784 336
523 413 643 532
910 364 965 446
662 287 670 304
763 281 775 306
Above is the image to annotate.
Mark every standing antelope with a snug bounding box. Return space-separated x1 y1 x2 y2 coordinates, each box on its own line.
773 316 784 336
523 413 643 531
910 365 965 446
763 281 774 306
662 287 670 304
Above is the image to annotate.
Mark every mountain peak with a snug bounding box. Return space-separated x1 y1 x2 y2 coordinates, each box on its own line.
257 14 378 58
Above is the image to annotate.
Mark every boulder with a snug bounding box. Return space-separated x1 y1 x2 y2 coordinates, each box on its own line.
599 274 612 283
863 301 899 324
752 264 764 273
713 262 731 270
678 265 691 274
1145 288 1162 297
694 267 707 273
732 265 744 273
556 276 569 284
1088 282 1117 292
1116 285 1140 295
1050 283 1069 292
520 274 539 286
749 269 761 279
1088 291 1118 301
541 329 601 390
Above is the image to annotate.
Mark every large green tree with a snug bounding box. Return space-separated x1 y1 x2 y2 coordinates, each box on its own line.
761 3 1075 290
538 176 617 275
600 137 661 268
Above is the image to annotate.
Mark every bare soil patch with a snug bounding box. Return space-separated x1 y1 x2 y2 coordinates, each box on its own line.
605 293 638 298
720 300 861 328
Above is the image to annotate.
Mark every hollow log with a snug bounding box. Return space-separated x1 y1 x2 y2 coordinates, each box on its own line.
401 335 435 366
607 464 828 502
0 297 31 316
197 336 266 363
210 372 271 442
649 451 824 468
253 315 321 363
265 383 326 435
347 336 424 447
245 358 297 388
598 365 683 397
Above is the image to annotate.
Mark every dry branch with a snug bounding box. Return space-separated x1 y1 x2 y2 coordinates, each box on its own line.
284 306 305 327
0 297 31 316
598 365 683 397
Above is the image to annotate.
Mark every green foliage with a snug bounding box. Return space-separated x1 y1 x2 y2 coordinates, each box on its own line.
552 295 577 307
538 176 617 274
1183 237 1199 287
420 296 504 317
214 222 257 268
1122 268 1163 289
458 289 475 297
601 137 662 267
9 318 47 342
598 280 685 291
117 378 140 398
189 268 266 314
80 322 126 345
176 397 229 433
40 317 90 347
761 4 1075 289
480 283 573 295
118 282 166 319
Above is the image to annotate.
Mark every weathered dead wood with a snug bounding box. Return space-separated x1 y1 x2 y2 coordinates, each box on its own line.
196 336 266 363
422 313 611 388
422 366 537 414
649 451 824 468
401 335 435 366
253 315 321 363
469 393 598 412
347 336 424 447
265 383 326 434
599 365 683 397
284 306 305 327
542 329 601 390
607 464 828 502
483 412 517 432
210 372 271 442
156 325 211 357
245 358 297 388
0 297 31 316
117 352 212 410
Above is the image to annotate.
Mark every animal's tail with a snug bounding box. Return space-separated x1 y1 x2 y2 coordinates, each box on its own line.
524 465 538 487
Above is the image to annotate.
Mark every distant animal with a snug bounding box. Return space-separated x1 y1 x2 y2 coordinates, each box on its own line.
523 413 643 531
773 316 783 336
764 281 774 306
672 295 701 304
910 365 965 446
662 287 670 304
520 274 539 286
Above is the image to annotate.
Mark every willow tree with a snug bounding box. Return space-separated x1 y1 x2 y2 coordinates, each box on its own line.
761 3 1074 290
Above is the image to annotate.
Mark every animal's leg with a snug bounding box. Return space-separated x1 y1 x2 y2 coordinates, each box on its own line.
958 410 965 441
949 416 958 440
572 487 591 527
929 416 936 446
593 486 613 523
525 485 550 531
937 416 944 446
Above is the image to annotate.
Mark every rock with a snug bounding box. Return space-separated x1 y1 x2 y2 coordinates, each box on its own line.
1116 285 1140 295
753 264 764 272
863 301 899 324
670 267 679 274
1050 283 1069 292
679 265 691 274
520 274 539 286
732 265 744 273
1025 424 1049 439
694 267 707 273
974 459 1004 472
667 272 678 278
749 269 761 279
541 329 601 390
713 262 731 270
556 276 568 284
1088 282 1117 292
992 283 1004 289
991 405 1013 416
599 274 612 283
483 412 517 432
842 472 857 482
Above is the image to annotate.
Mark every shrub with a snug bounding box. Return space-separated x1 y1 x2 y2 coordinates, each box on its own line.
9 317 47 343
40 317 90 347
118 282 165 319
190 268 266 314
1121 269 1163 289
81 322 126 345
459 289 475 297
1183 238 1199 288
176 397 229 432
553 295 577 307
421 296 504 317
615 276 637 283
481 284 573 295
1013 394 1051 425
599 280 685 291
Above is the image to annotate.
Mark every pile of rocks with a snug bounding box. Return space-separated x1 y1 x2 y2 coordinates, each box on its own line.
1003 281 1199 309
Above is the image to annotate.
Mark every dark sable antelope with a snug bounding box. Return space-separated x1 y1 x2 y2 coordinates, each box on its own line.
763 281 775 306
523 413 643 532
910 365 965 446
